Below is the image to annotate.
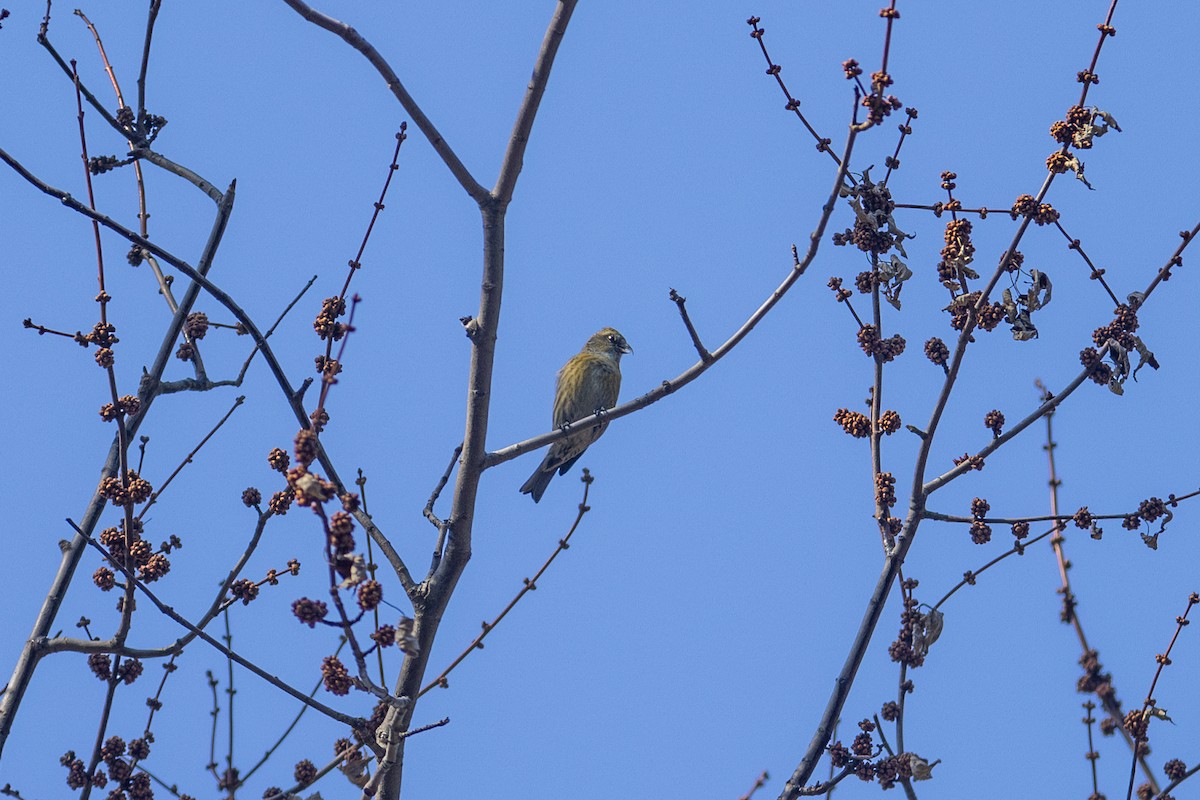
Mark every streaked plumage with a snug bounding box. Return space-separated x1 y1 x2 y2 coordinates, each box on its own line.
520 327 632 502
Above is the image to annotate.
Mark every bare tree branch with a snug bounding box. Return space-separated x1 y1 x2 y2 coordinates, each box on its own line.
278 0 490 204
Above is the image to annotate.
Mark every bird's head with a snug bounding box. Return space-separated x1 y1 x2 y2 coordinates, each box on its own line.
585 327 633 360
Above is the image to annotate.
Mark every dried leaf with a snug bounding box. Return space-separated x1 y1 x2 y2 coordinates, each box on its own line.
944 292 981 314
1094 109 1121 134
1131 335 1160 379
1010 310 1038 341
337 555 368 588
1148 706 1174 724
1001 289 1018 320
1106 339 1131 394
1025 270 1052 311
909 754 939 781
880 255 912 310
397 615 420 656
923 607 944 648
1074 107 1122 148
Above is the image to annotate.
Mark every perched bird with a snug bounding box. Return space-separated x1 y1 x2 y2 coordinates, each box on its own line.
520 327 632 502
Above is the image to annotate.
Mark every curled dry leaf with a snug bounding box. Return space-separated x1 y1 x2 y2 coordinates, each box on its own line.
1073 107 1121 149
337 554 368 588
295 472 334 503
1131 334 1159 379
1063 154 1095 190
909 753 940 781
922 607 944 649
1147 706 1174 724
396 615 420 656
879 254 912 310
339 751 372 788
1025 270 1052 311
1106 339 1131 395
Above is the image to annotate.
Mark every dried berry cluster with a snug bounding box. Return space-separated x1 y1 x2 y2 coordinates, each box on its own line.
874 472 896 509
937 217 975 290
943 292 1002 334
1010 194 1060 225
183 312 209 341
294 758 318 787
952 452 985 472
923 337 948 367
832 173 907 259
314 296 348 341
1000 250 1025 273
888 578 929 667
1077 649 1117 723
857 324 906 362
98 471 154 509
1121 495 1174 549
862 71 904 127
1079 346 1112 385
983 409 1005 437
833 408 870 438
322 654 353 696
292 597 329 628
969 497 991 544
826 719 914 789
85 653 142 685
96 518 173 585
99 395 141 422
827 276 853 303
1092 303 1139 350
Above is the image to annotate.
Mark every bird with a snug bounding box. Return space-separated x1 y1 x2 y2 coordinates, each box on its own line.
520 327 632 502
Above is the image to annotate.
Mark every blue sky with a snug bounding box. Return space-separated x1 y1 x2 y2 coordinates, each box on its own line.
3 2 1200 798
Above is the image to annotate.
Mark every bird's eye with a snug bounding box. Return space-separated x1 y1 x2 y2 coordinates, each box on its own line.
608 334 616 343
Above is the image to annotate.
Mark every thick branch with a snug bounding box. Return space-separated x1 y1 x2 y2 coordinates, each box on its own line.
492 0 577 205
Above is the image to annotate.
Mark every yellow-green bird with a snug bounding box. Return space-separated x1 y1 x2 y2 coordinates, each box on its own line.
520 327 632 503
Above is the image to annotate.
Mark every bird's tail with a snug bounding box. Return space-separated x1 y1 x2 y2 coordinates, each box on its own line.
519 459 555 503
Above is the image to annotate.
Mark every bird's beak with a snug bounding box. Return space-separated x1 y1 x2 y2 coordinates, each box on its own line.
620 342 633 355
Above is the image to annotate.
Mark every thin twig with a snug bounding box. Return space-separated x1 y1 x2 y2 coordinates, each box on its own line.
21 319 80 340
1123 593 1198 800
1082 702 1101 800
882 108 918 187
136 0 162 124
746 16 842 171
931 526 1055 611
230 274 319 387
68 521 364 728
419 472 593 697
136 395 245 520
238 637 348 786
1039 378 1155 787
424 444 462 532
1052 219 1120 306
669 289 712 363
357 473 387 688
738 770 770 800
425 443 463 575
893 202 999 217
